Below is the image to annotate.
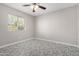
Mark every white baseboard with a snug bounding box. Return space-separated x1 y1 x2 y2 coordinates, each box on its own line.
0 37 79 49
0 37 33 49
35 37 79 48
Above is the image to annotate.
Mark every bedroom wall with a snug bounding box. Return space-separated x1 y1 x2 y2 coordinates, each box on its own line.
77 5 79 46
35 6 78 45
0 4 35 46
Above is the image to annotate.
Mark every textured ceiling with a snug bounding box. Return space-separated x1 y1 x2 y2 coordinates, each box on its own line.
4 3 78 16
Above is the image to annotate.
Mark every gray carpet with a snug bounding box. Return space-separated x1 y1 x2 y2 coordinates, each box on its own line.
0 39 79 56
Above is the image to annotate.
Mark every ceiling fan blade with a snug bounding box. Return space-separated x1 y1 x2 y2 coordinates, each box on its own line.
38 5 46 10
23 5 30 6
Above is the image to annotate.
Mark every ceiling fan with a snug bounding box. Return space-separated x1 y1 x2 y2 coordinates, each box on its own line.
23 3 46 12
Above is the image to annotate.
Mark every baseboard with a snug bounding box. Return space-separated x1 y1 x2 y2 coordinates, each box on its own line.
0 37 79 49
0 37 33 49
35 37 79 48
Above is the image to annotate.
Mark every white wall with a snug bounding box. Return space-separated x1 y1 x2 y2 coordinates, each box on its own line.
35 6 78 45
0 4 35 46
78 5 79 46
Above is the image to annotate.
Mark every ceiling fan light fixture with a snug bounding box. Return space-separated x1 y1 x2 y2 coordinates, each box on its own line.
23 3 46 12
31 5 38 10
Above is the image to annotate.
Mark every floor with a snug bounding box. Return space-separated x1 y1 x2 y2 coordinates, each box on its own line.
0 39 79 56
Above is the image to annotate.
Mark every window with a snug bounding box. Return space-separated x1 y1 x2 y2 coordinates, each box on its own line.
8 14 24 31
17 17 24 30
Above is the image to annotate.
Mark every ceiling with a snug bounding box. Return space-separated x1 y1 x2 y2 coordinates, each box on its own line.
4 3 78 16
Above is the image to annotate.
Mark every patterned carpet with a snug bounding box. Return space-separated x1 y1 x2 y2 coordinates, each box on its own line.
0 39 79 56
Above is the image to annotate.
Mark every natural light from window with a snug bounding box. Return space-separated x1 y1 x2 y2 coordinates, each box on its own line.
8 14 24 32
